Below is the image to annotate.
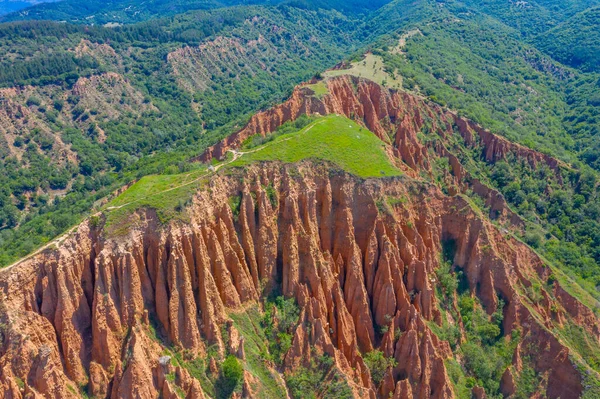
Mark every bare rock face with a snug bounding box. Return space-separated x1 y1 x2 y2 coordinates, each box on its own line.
0 77 598 399
199 75 565 229
0 161 597 399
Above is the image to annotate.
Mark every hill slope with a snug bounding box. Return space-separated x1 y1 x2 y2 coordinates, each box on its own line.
0 5 363 265
459 0 600 37
0 0 393 24
1 75 599 399
0 0 56 16
534 6 600 72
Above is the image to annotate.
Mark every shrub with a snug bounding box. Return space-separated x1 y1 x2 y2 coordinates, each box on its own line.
264 184 278 209
26 96 41 107
13 137 24 147
228 195 242 218
262 296 300 365
524 231 542 248
363 350 397 386
286 352 352 399
53 100 64 111
217 355 243 399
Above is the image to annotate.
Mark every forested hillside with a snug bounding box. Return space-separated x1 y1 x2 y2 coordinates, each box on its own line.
0 5 363 265
1 0 600 279
360 0 600 301
459 0 600 36
0 0 392 24
534 6 600 73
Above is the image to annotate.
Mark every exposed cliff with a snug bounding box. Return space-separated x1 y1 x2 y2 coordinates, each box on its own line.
0 75 599 399
199 75 569 229
0 160 598 398
200 75 563 173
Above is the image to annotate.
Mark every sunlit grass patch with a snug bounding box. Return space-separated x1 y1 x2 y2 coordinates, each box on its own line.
323 53 402 89
230 114 401 179
305 81 329 98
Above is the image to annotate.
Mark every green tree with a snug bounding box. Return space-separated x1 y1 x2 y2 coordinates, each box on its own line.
363 350 397 386
217 355 243 399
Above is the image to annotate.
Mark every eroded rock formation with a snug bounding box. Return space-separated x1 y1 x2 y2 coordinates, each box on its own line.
199 75 567 228
0 76 598 399
200 75 562 174
0 161 597 398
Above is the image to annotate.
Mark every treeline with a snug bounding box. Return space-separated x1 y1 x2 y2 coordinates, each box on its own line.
0 53 100 88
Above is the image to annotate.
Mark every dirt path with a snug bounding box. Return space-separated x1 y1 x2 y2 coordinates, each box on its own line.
2 217 89 271
105 119 324 211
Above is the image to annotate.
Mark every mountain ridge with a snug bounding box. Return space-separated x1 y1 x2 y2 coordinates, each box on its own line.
1 2 600 398
1 75 599 398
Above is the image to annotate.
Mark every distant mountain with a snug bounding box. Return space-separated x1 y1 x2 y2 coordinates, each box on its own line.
1 0 392 24
0 0 57 16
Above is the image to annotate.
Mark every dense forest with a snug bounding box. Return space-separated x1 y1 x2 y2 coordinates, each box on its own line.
534 6 600 73
0 0 391 24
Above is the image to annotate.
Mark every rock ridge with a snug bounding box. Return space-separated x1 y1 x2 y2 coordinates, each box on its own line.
0 162 597 398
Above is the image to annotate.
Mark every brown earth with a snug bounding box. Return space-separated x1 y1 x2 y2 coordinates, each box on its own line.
0 160 598 398
0 76 598 399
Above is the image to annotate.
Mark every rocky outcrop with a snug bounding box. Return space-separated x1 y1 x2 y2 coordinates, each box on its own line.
200 75 564 174
0 161 596 398
199 75 569 228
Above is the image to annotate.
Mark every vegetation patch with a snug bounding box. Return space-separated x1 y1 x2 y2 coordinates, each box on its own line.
306 81 329 99
444 359 471 399
261 296 300 366
556 323 600 372
241 115 317 150
432 253 520 399
231 114 401 179
386 195 407 207
103 166 208 232
285 350 353 399
217 355 243 399
363 350 397 386
228 195 242 219
323 53 402 89
229 307 288 398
